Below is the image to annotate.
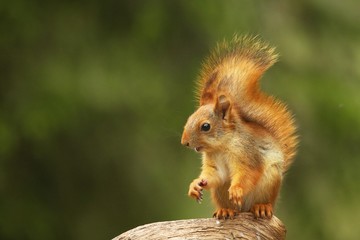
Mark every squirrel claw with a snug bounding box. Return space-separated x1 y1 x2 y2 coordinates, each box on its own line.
213 208 237 219
196 192 204 204
251 203 273 218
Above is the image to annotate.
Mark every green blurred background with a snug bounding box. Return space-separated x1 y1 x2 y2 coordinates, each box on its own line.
1 0 360 239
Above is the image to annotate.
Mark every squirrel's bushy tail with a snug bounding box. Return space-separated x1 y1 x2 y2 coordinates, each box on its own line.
197 34 298 171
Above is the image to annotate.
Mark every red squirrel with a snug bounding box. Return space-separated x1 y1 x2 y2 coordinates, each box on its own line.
181 35 298 219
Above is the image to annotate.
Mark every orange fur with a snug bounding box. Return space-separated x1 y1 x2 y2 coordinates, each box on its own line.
181 35 298 219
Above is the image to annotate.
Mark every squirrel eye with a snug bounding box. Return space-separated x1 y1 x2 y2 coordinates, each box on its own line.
201 123 211 132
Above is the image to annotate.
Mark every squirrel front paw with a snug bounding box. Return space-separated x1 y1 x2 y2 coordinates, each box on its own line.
188 179 207 203
228 185 243 207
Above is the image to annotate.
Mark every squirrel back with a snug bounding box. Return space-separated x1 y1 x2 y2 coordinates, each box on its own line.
195 35 297 171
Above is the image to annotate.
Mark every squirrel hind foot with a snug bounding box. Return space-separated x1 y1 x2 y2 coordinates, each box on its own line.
251 203 273 219
213 208 238 220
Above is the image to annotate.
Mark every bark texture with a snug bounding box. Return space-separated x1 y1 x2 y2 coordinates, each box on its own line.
113 213 286 240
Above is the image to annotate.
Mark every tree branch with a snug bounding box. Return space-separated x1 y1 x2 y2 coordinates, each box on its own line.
113 213 286 240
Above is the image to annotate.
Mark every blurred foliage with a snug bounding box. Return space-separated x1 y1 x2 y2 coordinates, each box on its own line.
0 0 360 239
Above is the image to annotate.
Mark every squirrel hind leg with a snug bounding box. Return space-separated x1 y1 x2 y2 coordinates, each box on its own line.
248 165 282 218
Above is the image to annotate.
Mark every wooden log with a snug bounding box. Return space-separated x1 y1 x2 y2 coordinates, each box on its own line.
113 213 286 240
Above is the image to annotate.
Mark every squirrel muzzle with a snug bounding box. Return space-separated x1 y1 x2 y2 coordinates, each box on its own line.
181 131 203 152
181 131 190 147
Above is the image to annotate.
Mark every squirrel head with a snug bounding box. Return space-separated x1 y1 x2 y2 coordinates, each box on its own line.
181 95 238 153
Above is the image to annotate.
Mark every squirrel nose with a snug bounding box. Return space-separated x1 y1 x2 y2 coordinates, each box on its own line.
181 132 190 147
181 138 190 147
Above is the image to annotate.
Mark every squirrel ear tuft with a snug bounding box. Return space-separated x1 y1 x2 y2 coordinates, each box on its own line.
216 95 231 120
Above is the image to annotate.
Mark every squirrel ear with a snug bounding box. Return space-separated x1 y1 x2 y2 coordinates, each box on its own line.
216 95 231 120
